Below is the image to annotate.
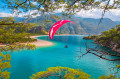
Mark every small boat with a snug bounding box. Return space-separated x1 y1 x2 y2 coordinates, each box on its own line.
65 45 68 48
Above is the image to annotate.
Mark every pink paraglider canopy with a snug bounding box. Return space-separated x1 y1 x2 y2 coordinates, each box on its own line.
49 20 74 39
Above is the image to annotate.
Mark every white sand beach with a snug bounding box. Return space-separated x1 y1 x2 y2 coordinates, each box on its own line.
30 35 53 47
0 35 53 47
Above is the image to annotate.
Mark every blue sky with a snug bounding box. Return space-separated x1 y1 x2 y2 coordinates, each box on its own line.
0 0 120 21
0 0 11 13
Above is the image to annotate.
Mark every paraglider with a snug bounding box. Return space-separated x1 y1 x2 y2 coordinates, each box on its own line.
49 20 74 39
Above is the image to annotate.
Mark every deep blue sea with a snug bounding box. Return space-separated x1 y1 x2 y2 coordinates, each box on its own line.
8 35 119 79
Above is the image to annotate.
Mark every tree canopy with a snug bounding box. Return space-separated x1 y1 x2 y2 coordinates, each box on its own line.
30 66 91 79
0 43 36 79
0 16 37 79
82 25 120 61
0 17 37 44
3 0 120 18
30 66 120 79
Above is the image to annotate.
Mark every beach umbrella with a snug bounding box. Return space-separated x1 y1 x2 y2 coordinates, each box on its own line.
49 20 74 39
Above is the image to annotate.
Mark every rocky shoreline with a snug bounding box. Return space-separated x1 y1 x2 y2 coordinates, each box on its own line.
95 40 120 53
83 36 120 53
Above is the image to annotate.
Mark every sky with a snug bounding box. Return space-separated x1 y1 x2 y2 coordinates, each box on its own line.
0 0 120 21
75 9 120 21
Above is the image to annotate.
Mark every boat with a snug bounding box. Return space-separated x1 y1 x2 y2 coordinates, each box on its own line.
65 45 68 48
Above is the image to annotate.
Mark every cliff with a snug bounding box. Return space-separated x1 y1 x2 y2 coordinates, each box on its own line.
95 39 120 53
28 26 48 34
26 13 117 35
83 25 120 53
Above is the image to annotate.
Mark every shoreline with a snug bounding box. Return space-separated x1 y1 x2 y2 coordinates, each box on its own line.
29 35 54 47
0 35 87 47
0 35 54 47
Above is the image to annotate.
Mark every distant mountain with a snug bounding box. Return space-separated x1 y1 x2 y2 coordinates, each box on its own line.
14 17 25 22
0 17 25 22
0 14 118 35
27 16 86 34
78 17 117 34
26 14 117 35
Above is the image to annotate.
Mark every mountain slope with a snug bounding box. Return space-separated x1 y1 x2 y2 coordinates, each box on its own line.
1 14 116 35
27 14 117 34
79 17 117 34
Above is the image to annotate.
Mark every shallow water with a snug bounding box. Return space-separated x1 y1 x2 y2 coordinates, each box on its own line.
8 35 119 79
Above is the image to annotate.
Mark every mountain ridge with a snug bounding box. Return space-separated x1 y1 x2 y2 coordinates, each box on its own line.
0 14 118 35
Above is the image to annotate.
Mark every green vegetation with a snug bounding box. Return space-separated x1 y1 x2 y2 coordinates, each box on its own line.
28 26 48 35
116 65 120 68
4 0 120 17
83 25 120 79
96 25 120 46
0 43 36 79
0 53 11 79
27 15 116 35
30 66 120 79
0 17 37 44
83 25 120 49
2 0 118 35
98 75 120 79
0 17 37 79
0 17 119 79
1 0 120 79
30 66 91 79
83 35 98 40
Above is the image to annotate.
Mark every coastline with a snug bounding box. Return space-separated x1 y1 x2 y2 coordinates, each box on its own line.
30 35 54 47
83 36 120 53
0 35 86 47
0 35 54 47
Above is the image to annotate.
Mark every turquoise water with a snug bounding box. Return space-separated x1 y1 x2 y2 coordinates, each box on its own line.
8 35 119 79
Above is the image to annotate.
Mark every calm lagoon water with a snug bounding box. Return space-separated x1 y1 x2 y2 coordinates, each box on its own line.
9 35 119 79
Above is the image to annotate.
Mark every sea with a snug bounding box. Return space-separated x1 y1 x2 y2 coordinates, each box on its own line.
8 35 120 79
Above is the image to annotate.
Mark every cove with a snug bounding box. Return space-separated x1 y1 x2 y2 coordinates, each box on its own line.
8 35 119 79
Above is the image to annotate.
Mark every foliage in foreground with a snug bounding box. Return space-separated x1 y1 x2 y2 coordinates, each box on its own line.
30 66 120 79
4 0 120 18
0 17 37 44
83 35 98 40
96 25 120 47
30 66 91 79
98 75 120 79
83 25 120 49
0 53 11 79
0 17 38 79
0 44 36 79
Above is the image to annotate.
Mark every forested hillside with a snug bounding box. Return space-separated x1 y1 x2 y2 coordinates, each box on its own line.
0 17 37 44
26 13 117 35
3 13 117 35
83 25 120 53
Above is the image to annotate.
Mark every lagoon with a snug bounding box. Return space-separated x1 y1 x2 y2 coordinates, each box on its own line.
9 35 119 79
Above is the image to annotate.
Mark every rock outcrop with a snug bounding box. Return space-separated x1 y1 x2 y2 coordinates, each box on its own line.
28 26 48 34
94 40 120 53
